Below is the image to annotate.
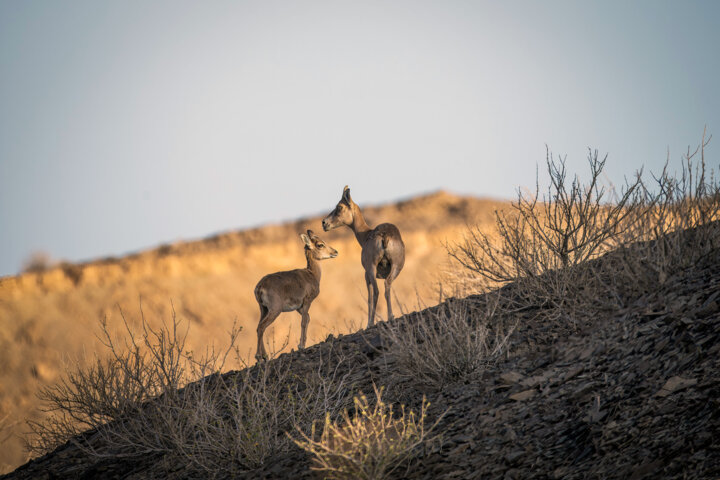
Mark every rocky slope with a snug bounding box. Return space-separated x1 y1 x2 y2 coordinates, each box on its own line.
0 191 505 473
3 226 719 479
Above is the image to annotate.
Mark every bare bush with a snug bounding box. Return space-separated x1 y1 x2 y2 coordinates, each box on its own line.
28 307 352 477
167 351 353 474
448 149 644 317
27 306 233 454
617 130 720 288
380 295 515 391
0 413 15 474
448 133 719 319
294 385 443 480
21 251 54 273
0 413 14 446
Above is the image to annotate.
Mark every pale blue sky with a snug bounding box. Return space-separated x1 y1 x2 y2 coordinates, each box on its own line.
1 0 718 276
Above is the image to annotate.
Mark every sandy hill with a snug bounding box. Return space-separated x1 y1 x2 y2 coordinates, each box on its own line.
3 223 719 479
0 191 507 473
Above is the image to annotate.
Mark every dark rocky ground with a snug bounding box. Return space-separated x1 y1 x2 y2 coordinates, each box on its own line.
4 241 719 479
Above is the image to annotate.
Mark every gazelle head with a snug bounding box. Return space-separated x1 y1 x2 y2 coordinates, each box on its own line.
301 230 338 260
322 185 355 231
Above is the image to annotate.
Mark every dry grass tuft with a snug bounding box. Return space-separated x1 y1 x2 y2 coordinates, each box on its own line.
27 306 352 477
293 385 442 480
380 295 514 391
0 413 16 473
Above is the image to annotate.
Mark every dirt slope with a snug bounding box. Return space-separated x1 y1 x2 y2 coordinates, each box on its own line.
0 191 506 473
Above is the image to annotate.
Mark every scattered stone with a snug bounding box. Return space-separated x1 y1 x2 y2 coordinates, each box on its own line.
696 300 718 317
572 382 596 400
509 389 536 402
504 450 525 465
500 371 524 384
655 376 697 397
563 366 584 382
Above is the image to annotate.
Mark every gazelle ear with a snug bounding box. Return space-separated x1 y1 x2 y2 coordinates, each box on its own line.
342 185 352 204
300 233 312 247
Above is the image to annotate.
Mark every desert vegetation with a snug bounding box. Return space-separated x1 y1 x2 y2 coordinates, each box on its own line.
449 130 718 317
27 308 354 477
379 295 515 391
616 132 719 289
6 132 720 478
20 252 55 274
293 386 442 480
27 309 240 460
448 148 643 319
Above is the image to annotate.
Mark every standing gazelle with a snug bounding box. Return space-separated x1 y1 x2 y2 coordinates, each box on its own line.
322 186 405 327
254 230 338 360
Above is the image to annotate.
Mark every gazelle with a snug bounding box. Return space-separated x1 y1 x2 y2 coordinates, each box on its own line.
254 230 338 360
322 186 405 327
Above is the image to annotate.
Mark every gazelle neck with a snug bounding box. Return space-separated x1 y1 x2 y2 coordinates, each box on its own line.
350 205 372 245
305 248 321 281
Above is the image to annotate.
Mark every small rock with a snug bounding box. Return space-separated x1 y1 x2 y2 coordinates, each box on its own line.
509 389 536 401
696 301 719 317
504 467 521 479
572 382 596 400
630 459 665 479
445 470 469 478
578 345 594 360
505 450 524 465
448 443 470 456
521 370 553 387
656 376 697 397
500 371 524 384
563 366 584 382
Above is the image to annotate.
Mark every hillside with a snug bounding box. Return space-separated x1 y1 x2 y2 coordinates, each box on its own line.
0 191 506 473
3 223 719 479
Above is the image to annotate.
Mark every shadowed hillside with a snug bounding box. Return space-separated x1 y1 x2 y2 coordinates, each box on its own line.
0 191 507 473
3 223 719 479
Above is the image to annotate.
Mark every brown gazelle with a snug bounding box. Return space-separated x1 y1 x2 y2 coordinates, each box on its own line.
254 230 338 360
322 186 405 327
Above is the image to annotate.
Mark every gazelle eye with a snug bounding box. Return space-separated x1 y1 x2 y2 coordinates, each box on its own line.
318 244 325 248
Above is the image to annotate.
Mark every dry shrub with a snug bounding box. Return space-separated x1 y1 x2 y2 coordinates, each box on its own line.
294 385 442 480
617 130 720 289
28 307 352 477
1 412 15 440
448 149 643 319
27 307 225 454
0 414 14 474
447 133 720 319
139 351 352 475
380 296 514 391
21 251 55 273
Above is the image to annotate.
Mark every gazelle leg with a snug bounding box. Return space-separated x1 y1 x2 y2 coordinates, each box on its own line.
298 306 311 349
384 265 401 322
366 270 379 328
385 277 394 321
256 307 280 360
